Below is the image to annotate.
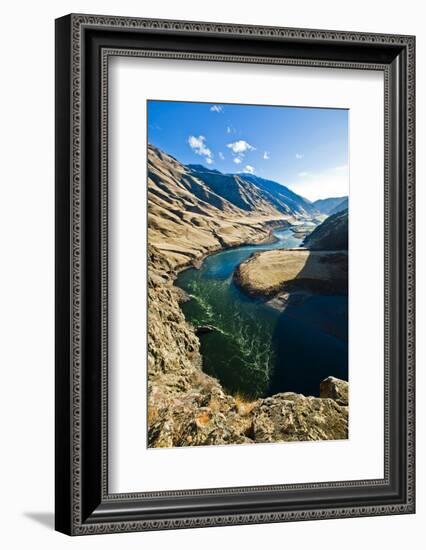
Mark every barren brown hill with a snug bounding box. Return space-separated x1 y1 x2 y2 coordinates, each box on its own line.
234 249 348 297
148 144 300 269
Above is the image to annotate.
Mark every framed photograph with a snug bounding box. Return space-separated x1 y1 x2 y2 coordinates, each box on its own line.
55 14 415 535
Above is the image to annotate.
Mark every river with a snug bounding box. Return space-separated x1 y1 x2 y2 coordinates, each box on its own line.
176 228 348 399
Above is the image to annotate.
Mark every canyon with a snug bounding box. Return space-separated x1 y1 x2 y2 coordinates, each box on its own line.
147 144 349 447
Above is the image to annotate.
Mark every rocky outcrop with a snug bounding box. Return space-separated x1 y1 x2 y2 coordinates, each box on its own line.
148 380 254 448
320 376 349 406
148 245 201 389
252 391 348 442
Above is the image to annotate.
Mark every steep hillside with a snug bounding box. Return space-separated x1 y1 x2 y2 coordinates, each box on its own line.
186 165 317 218
187 169 287 215
148 146 288 269
313 196 348 215
241 173 318 217
303 209 348 250
148 144 318 269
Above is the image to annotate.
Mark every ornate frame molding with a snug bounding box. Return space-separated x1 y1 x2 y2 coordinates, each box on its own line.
55 14 415 536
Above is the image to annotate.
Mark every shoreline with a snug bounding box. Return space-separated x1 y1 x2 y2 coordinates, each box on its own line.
172 218 292 277
233 249 348 300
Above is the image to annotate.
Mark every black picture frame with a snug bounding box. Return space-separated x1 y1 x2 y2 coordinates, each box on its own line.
55 13 415 536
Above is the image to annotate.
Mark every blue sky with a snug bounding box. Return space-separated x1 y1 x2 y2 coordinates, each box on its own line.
147 100 349 201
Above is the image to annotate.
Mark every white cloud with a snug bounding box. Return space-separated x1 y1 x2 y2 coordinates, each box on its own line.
226 126 232 134
298 171 308 177
227 140 255 154
218 152 225 160
295 153 304 159
233 157 242 164
244 165 255 174
187 135 213 163
210 105 223 113
263 151 270 160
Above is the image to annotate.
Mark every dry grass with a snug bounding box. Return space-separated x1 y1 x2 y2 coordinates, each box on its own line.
234 393 257 416
236 249 348 296
147 405 159 427
208 398 223 414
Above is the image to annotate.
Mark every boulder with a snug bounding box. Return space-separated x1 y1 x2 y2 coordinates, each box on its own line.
320 376 349 406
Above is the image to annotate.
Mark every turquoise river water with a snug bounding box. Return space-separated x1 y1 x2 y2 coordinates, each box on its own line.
176 228 348 398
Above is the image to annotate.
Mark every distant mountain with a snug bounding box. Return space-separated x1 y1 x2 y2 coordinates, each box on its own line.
186 168 288 215
303 209 348 250
185 168 316 218
240 173 317 218
313 196 348 216
329 197 348 215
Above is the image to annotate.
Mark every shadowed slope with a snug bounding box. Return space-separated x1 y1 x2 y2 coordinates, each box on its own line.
303 209 348 250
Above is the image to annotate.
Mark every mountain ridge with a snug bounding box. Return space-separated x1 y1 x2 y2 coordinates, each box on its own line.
329 196 348 215
313 196 348 215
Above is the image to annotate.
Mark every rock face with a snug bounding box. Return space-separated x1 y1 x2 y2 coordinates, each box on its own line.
252 392 348 442
234 249 348 297
303 209 348 251
320 376 349 406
